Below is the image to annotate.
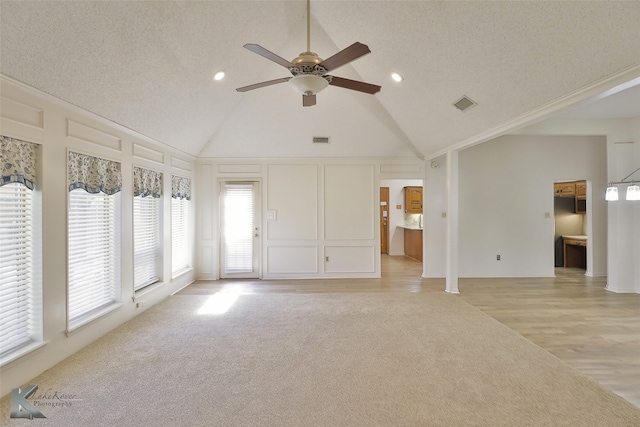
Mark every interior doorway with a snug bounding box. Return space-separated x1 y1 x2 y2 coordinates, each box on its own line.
379 179 423 276
553 179 587 271
220 181 261 278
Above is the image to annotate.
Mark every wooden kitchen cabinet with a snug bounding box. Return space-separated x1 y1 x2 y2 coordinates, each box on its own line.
575 180 587 214
404 186 423 213
575 181 587 198
563 237 587 269
404 228 422 262
554 182 576 197
554 180 587 214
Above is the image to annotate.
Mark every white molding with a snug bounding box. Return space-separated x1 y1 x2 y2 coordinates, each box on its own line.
0 96 44 129
67 119 122 152
133 143 164 165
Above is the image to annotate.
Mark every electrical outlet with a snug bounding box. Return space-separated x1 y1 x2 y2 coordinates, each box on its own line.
136 300 146 308
497 255 501 261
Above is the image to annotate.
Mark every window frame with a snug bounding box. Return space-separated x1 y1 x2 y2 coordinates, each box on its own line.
0 181 43 365
66 150 122 333
133 191 162 291
171 195 191 276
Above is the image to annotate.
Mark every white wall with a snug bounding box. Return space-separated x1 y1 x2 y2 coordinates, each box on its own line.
456 135 607 278
0 77 196 396
632 117 640 293
196 159 424 280
423 156 448 278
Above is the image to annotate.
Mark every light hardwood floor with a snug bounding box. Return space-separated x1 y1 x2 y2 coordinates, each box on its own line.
178 255 640 408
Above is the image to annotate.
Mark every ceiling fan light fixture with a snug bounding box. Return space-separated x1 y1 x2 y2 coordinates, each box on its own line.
288 74 329 95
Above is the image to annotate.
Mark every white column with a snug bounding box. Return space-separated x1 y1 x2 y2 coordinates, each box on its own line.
445 150 460 294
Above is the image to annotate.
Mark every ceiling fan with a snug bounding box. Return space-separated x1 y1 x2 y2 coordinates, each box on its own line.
236 0 381 107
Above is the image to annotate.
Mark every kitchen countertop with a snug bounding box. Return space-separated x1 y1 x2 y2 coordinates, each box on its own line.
398 225 423 230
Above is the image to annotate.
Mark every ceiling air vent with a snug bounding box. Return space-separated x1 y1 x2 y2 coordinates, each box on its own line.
313 137 330 144
453 95 477 112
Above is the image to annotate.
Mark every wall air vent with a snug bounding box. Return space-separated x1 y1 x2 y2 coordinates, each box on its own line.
453 95 477 112
313 137 330 144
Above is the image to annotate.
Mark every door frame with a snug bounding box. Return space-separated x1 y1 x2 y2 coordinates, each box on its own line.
218 179 262 279
378 179 424 276
380 187 389 254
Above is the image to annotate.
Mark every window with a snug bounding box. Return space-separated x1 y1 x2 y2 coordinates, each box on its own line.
1 135 41 360
133 166 162 291
67 189 121 325
171 175 191 275
171 197 189 274
134 195 161 289
0 184 39 358
67 151 121 330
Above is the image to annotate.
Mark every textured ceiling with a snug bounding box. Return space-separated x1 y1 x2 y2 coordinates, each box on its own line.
1 1 639 159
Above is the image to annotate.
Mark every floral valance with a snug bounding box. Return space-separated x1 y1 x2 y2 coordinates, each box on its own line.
1 135 38 190
171 175 191 200
134 166 162 198
68 151 121 195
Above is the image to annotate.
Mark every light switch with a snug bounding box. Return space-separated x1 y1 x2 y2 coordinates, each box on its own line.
266 210 277 220
544 212 551 218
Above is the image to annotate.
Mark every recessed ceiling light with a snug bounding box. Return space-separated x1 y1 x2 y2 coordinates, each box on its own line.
213 70 225 81
391 72 403 82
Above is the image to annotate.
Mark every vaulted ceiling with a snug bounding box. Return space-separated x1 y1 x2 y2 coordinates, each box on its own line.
1 1 639 159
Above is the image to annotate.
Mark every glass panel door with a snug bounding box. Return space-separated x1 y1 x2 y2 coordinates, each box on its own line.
220 182 260 278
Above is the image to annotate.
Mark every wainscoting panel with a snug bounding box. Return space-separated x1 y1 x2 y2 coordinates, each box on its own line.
267 246 318 274
133 142 164 165
67 119 122 152
1 96 44 129
324 246 375 273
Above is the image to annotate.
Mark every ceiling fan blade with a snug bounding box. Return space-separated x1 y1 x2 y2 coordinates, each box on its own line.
318 42 371 71
243 44 294 68
328 76 381 94
236 77 291 92
303 93 316 107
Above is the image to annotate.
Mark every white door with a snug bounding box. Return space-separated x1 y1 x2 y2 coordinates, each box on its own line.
220 181 261 278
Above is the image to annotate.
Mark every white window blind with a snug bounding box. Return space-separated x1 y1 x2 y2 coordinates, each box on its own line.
133 195 160 290
171 197 189 274
223 184 254 273
0 183 34 357
68 189 120 325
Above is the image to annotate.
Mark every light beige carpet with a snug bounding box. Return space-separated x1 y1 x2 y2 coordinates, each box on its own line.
2 292 640 426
